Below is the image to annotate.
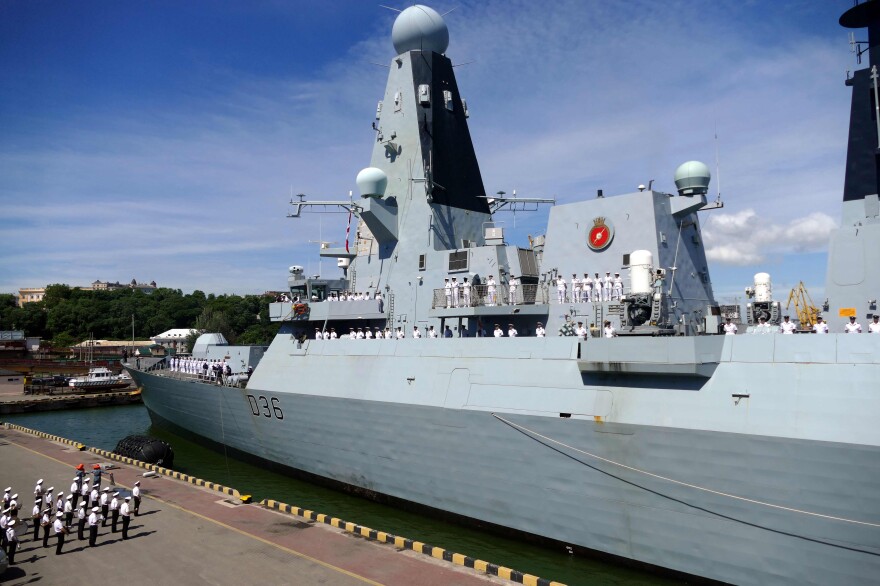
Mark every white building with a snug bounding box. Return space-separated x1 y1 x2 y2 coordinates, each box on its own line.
151 328 195 352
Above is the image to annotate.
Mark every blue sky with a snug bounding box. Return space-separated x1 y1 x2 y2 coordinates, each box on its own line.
0 1 859 304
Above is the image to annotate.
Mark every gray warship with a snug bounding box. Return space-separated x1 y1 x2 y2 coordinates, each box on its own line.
127 4 880 584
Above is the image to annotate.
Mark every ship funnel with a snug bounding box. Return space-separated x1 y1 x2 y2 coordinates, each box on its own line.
356 167 388 198
674 161 711 197
392 5 449 55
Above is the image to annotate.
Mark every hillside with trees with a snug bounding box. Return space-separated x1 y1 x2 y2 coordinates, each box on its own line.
0 285 279 350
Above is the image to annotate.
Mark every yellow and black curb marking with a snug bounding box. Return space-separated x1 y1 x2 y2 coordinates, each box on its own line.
89 447 241 499
4 422 87 450
261 499 565 586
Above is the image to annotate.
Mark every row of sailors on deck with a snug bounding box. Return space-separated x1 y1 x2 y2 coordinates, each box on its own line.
169 357 230 377
327 291 383 302
722 314 880 334
314 320 619 339
556 273 623 304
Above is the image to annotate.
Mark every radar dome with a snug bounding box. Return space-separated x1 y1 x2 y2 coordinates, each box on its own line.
356 167 388 198
674 161 711 196
392 5 449 55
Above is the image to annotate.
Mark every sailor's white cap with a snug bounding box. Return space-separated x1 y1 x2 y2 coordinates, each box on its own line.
11 493 17 499
113 492 120 496
66 495 72 500
56 511 63 517
47 487 54 492
92 507 99 511
3 487 10 492
7 519 15 526
124 496 131 501
37 480 43 485
102 487 110 492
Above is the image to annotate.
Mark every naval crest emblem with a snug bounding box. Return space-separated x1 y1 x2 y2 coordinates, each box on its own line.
587 217 613 251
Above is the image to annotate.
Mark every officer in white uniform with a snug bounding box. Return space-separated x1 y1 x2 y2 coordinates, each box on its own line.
493 324 503 337
603 272 613 302
612 273 623 301
444 278 452 308
582 273 592 303
507 324 518 337
593 273 602 302
779 315 797 334
120 497 131 540
535 322 545 337
556 276 567 303
109 492 120 532
603 320 616 338
461 278 471 307
396 327 405 339
486 275 497 306
5 519 18 564
575 322 587 340
723 318 737 335
323 330 331 340
508 275 518 305
412 326 422 339
451 277 460 308
315 328 322 340
356 328 365 339
76 502 86 540
813 317 829 334
364 328 373 339
869 315 880 334
571 274 581 303
375 328 383 339
428 326 438 338
844 316 862 333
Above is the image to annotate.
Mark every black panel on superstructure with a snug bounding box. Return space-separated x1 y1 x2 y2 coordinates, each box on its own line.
409 51 490 214
841 0 880 202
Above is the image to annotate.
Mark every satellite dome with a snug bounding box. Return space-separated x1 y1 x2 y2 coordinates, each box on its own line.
674 161 711 196
356 167 388 198
392 5 449 55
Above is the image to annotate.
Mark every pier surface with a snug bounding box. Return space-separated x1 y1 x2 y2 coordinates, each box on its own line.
0 427 508 585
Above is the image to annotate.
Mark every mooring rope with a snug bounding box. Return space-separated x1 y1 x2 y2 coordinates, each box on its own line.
492 413 880 528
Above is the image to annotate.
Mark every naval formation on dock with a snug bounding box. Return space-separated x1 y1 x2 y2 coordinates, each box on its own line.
125 3 880 585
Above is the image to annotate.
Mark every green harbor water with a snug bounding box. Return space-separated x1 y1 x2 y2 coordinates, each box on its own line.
3 404 681 586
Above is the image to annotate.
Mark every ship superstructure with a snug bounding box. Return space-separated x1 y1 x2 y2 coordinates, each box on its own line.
128 4 880 584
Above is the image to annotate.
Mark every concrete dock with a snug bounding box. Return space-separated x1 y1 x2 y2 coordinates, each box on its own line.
0 426 539 585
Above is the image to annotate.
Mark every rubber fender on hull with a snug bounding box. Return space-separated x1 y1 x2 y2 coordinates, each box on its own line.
113 435 175 468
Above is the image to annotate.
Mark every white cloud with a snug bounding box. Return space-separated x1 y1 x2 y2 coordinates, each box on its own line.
703 209 837 266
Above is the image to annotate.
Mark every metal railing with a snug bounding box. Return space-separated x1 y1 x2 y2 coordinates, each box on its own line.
431 284 550 308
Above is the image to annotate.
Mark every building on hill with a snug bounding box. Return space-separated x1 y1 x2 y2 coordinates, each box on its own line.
18 279 158 306
151 328 196 353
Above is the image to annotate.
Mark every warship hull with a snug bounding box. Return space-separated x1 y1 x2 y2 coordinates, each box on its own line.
128 334 880 585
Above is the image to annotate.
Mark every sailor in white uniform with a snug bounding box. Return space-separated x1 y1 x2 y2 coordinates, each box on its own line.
486 275 497 306
593 273 602 302
349 328 357 340
356 328 365 339
869 315 880 334
779 315 797 334
444 278 452 308
535 322 545 337
556 275 567 304
603 272 613 302
330 328 338 339
451 277 460 308
323 330 331 340
508 275 518 305
412 326 422 339
571 274 580 303
844 316 862 333
461 278 471 307
603 320 616 338
493 324 503 338
723 318 737 335
575 321 587 340
612 273 623 301
428 326 438 339
315 328 322 340
582 273 592 303
396 327 405 339
507 324 518 337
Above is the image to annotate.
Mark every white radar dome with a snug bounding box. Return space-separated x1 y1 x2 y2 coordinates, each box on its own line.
356 167 388 198
674 161 711 196
392 5 449 55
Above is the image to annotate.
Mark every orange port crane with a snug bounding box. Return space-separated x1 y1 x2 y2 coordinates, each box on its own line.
785 281 820 329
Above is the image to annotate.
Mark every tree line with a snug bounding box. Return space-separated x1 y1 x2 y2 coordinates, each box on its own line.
0 285 279 350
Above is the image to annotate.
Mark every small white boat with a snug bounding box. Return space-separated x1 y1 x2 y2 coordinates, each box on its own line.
68 367 132 391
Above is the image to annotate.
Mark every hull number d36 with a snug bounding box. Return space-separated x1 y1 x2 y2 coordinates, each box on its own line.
247 394 284 420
